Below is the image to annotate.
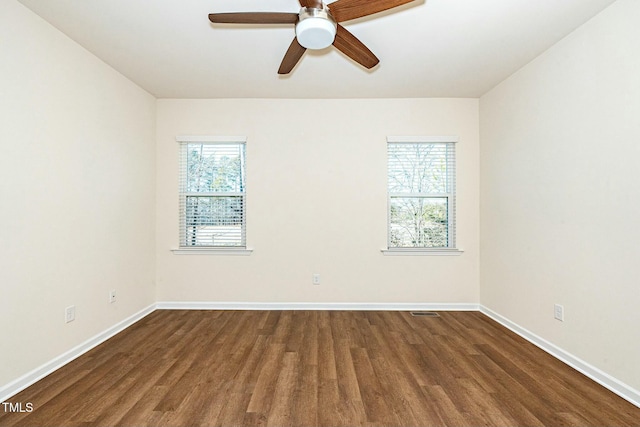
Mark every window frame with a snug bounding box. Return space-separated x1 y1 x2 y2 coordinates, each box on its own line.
383 136 462 256
172 136 252 255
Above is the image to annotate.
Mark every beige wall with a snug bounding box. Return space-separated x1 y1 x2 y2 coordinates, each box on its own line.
156 98 480 304
0 1 156 386
480 0 640 391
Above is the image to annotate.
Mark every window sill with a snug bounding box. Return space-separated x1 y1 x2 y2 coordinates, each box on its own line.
171 247 253 256
381 248 463 256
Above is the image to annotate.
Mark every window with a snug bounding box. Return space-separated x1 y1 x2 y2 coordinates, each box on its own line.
178 137 246 249
387 137 458 252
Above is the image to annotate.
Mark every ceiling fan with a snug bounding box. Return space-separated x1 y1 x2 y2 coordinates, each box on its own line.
208 0 416 74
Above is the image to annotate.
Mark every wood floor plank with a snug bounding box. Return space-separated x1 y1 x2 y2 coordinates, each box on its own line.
228 334 269 395
456 378 519 426
369 352 443 426
108 385 169 427
350 347 399 426
290 357 318 427
214 391 253 427
467 353 547 426
317 378 343 426
299 311 319 367
2 310 640 427
187 378 234 427
244 342 286 414
75 349 174 424
266 351 298 427
333 337 368 423
422 384 469 427
317 325 337 382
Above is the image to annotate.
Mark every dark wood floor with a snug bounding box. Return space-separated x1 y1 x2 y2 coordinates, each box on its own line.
1 310 639 427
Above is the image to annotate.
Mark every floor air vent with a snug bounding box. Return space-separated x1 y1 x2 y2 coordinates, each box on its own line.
410 311 440 317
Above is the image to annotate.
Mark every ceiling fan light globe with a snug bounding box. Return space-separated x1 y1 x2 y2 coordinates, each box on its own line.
296 17 336 49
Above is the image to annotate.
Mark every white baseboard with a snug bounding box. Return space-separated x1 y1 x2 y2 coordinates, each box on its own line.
155 301 480 311
0 304 156 403
479 305 640 408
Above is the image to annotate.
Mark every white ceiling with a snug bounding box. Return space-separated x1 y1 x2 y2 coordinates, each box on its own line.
17 0 616 99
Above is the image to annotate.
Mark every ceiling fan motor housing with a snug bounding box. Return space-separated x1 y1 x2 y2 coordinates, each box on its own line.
296 7 337 50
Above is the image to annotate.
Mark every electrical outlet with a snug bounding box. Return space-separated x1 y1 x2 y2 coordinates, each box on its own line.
109 289 116 303
554 304 564 322
312 274 321 285
65 305 76 323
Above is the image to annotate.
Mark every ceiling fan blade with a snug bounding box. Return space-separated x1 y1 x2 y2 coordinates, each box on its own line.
208 12 298 24
329 0 415 22
278 38 307 74
299 0 323 8
332 24 379 69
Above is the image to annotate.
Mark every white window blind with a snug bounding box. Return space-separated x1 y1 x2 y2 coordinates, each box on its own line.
387 138 456 249
178 140 246 248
